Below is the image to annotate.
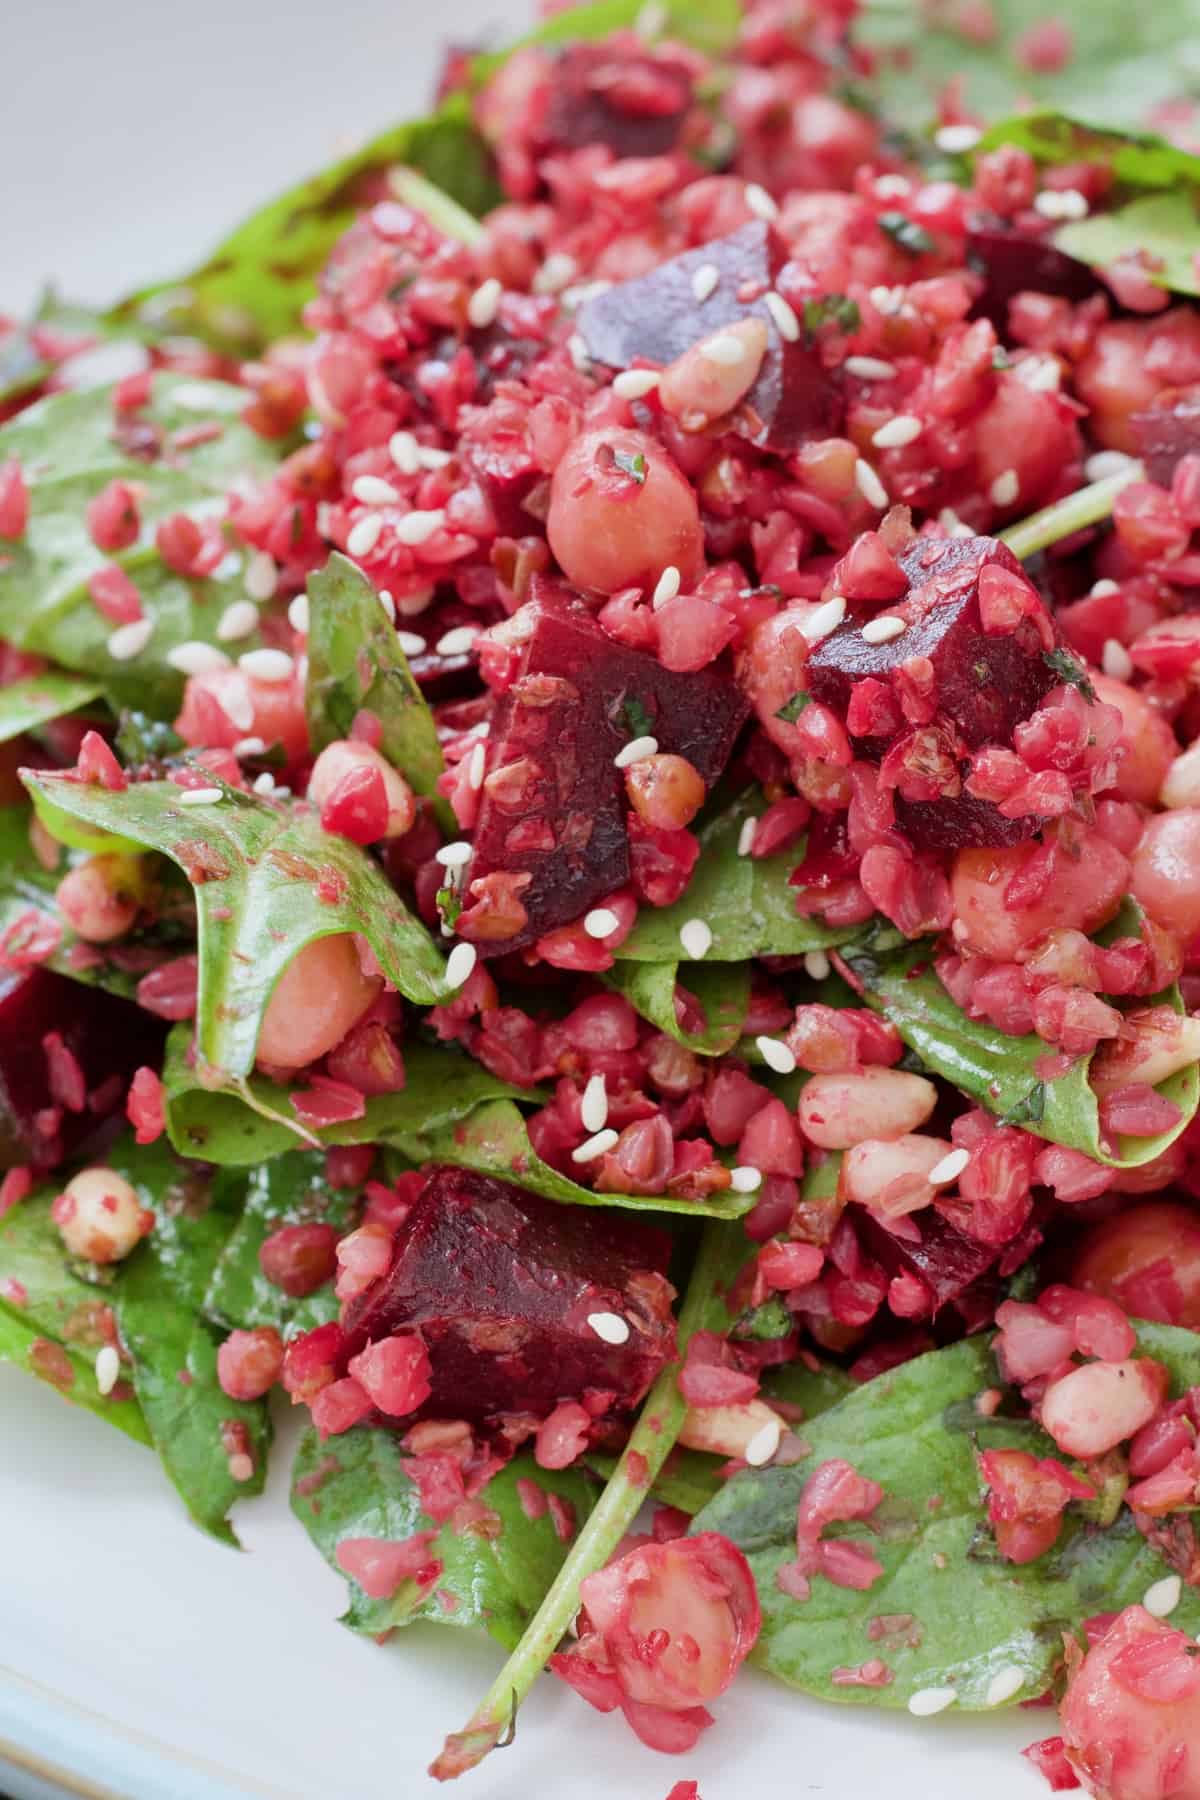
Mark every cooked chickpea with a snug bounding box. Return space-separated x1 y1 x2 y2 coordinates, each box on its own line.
256 935 382 1071
546 427 704 596
308 739 416 839
624 753 705 831
52 1168 153 1264
55 854 145 943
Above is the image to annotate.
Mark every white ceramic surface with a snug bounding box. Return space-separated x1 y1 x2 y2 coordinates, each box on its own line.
2 5 1048 1793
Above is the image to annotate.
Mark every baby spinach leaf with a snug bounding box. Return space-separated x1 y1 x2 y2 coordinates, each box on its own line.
615 790 861 963
203 1152 355 1335
291 1427 598 1647
603 958 751 1056
693 1333 1200 1709
22 772 447 1101
0 671 103 744
305 554 447 811
1056 192 1200 299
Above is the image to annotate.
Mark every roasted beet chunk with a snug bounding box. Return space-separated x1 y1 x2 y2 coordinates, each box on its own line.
1132 393 1200 487
541 42 694 160
966 225 1101 335
854 1206 1002 1323
339 1166 677 1427
577 221 843 452
460 603 748 952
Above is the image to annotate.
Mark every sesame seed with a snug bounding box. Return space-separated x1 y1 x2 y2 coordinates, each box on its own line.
744 182 779 223
94 1345 120 1396
434 841 473 869
584 907 620 939
744 1416 783 1466
1102 638 1134 681
803 595 846 644
1144 1574 1182 1618
989 469 1020 508
1090 577 1121 597
288 594 310 635
179 786 224 806
803 950 830 980
572 1127 620 1165
587 1310 631 1345
389 430 420 475
352 475 400 507
419 447 452 471
928 1147 969 1186
435 625 479 658
347 514 384 558
614 735 658 768
679 918 713 960
581 1072 609 1135
1034 187 1088 221
869 284 906 315
444 942 477 990
730 1166 762 1193
613 368 661 399
652 565 681 610
252 771 278 797
243 551 277 602
233 736 266 757
844 356 898 380
218 681 254 734
107 618 154 661
635 0 666 37
1085 450 1140 484
756 1035 796 1074
228 1453 255 1483
1016 356 1061 392
216 600 259 643
467 277 503 330
166 641 231 676
238 648 294 682
934 123 982 153
855 459 889 509
691 263 720 304
467 743 486 790
737 816 758 857
874 175 912 201
397 631 427 657
985 1666 1025 1707
378 590 396 623
872 414 923 449
907 1686 957 1717
533 251 579 295
568 334 592 373
764 291 801 344
397 509 446 547
861 614 906 645
701 333 749 367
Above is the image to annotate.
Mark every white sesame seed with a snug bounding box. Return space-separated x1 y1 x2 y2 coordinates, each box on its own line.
744 1416 783 1466
679 918 713 961
613 367 661 399
756 1035 797 1075
934 123 982 154
1101 638 1134 681
533 251 579 295
434 841 473 869
1090 577 1121 597
237 550 276 603
691 263 720 304
989 468 1020 508
419 447 452 471
347 514 384 558
467 277 503 330
568 333 592 373
701 333 749 367
238 648 294 683
614 735 658 768
94 1345 120 1396
928 1147 970 1187
730 1166 762 1193
572 1127 620 1165
233 736 266 757
467 743 486 790
587 1310 631 1345
581 1073 609 1135
397 509 446 547
869 284 906 315
1034 187 1088 221
737 816 758 857
287 594 310 635
178 785 224 806
635 0 667 36
907 1686 958 1717
378 589 396 623
803 950 830 980
1144 1574 1182 1618
351 475 399 507
854 459 889 509
389 430 420 476
764 291 801 344
444 942 478 990
166 641 230 676
802 595 846 644
252 771 278 797
220 680 255 734
844 356 898 380
861 614 906 645
872 414 923 449
874 175 912 201
107 618 154 661
1016 355 1061 393
985 1666 1025 1708
584 908 620 940
228 1452 255 1483
1085 451 1140 484
435 625 479 658
397 631 427 657
216 599 259 643
652 565 681 610
744 182 779 223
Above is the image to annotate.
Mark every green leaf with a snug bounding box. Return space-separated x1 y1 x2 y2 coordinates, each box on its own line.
0 671 103 744
203 1152 356 1335
603 958 751 1056
0 375 281 713
615 790 861 962
22 773 447 1093
471 0 740 70
693 1331 1200 1709
877 212 937 256
1056 191 1200 299
305 554 447 810
291 1428 598 1647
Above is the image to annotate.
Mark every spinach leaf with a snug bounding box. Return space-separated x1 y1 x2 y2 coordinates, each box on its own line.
203 1152 355 1335
614 790 862 963
291 1427 598 1647
472 0 740 71
305 554 447 811
0 671 103 744
0 376 281 713
693 1332 1200 1709
603 958 751 1056
22 773 447 1099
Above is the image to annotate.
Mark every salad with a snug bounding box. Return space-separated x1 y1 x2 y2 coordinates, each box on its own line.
9 1 1200 1793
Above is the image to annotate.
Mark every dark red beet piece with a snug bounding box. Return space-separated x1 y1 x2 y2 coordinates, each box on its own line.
854 1206 1001 1318
1132 392 1200 487
462 602 748 953
0 969 166 1170
577 221 843 452
338 1165 677 1426
405 597 500 699
540 42 694 160
966 225 1101 335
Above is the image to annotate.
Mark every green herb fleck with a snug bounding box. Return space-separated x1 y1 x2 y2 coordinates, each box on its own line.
877 212 937 256
733 1295 794 1341
1043 648 1097 703
802 294 862 339
613 448 647 485
774 691 812 724
622 695 654 739
437 886 463 931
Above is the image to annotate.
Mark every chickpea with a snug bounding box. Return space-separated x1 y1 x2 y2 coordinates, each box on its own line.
308 740 416 839
624 753 705 831
797 1067 938 1150
256 935 382 1071
546 427 703 596
52 1168 153 1264
55 854 145 943
1132 810 1200 942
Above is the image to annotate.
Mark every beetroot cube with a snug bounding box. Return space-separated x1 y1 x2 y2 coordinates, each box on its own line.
540 42 695 161
461 602 748 953
338 1166 677 1427
577 221 843 452
1133 396 1200 487
967 226 1101 335
854 1206 1000 1318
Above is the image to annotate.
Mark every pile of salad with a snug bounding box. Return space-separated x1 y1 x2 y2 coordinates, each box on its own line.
10 1 1200 1792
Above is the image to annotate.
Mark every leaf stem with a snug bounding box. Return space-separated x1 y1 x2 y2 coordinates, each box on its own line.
1000 464 1142 561
428 1216 739 1782
388 168 485 247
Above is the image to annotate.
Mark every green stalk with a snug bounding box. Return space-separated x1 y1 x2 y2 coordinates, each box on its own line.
1000 463 1142 562
429 1216 742 1782
388 169 486 247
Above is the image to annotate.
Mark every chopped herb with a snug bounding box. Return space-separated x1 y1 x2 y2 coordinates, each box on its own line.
991 348 1011 370
1043 647 1098 702
877 212 937 256
622 695 654 739
613 448 647 485
732 1295 793 1341
774 691 812 723
437 885 463 930
802 294 862 339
